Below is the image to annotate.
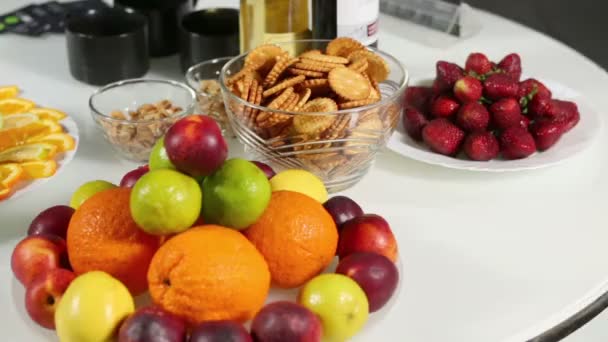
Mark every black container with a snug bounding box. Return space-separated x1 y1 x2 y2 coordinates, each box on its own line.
179 8 239 73
66 7 149 85
115 0 194 57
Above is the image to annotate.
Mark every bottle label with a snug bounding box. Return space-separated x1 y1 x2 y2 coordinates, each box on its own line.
336 0 379 46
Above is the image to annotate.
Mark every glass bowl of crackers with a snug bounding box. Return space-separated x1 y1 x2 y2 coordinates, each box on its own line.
90 78 196 162
220 38 408 192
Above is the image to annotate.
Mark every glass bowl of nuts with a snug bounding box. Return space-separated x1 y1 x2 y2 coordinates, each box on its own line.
220 38 408 192
185 57 234 136
90 78 196 162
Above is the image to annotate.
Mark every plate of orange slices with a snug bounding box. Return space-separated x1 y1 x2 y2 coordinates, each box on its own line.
0 85 78 202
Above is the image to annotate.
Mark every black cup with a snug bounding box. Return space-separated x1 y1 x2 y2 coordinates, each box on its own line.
115 0 194 57
66 7 149 86
179 8 239 72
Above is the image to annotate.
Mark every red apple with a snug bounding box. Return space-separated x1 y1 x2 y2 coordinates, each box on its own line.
323 196 364 229
164 115 228 178
27 205 75 239
25 268 75 329
120 165 149 188
190 320 252 342
11 235 70 286
336 252 399 312
118 306 187 342
251 301 322 342
337 214 398 262
251 161 276 179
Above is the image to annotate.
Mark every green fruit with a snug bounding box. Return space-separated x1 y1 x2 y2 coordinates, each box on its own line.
149 137 176 170
202 158 271 230
70 180 117 209
299 274 369 342
130 169 202 235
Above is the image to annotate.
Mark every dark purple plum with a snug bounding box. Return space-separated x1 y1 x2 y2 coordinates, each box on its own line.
251 161 276 179
190 320 252 342
27 205 75 239
120 165 149 188
118 306 187 342
323 196 364 230
251 301 322 342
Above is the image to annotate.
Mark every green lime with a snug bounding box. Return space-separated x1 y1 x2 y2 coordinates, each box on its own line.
149 137 176 171
202 158 271 230
70 180 117 209
130 169 201 235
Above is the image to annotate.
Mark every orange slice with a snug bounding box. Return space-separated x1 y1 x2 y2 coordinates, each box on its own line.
0 86 20 100
0 143 58 163
30 108 67 121
0 98 36 115
2 113 40 129
0 120 64 151
0 187 12 201
0 163 24 188
28 133 75 152
20 160 57 179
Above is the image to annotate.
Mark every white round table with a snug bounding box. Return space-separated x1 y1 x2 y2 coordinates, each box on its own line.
1 1 608 341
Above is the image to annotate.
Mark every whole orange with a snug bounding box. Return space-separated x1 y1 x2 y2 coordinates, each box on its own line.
245 191 338 288
148 225 270 324
67 187 162 295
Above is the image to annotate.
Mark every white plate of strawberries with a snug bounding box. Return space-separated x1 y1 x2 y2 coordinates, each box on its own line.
388 53 602 172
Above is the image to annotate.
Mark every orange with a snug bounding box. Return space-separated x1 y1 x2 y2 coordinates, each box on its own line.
0 187 12 201
28 133 76 152
0 120 63 151
30 107 67 121
67 187 162 295
244 191 338 288
0 86 19 100
148 225 270 324
20 160 57 179
0 163 24 188
0 98 35 115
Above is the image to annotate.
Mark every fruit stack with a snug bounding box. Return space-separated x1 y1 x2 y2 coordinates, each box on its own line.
404 53 581 161
11 114 400 342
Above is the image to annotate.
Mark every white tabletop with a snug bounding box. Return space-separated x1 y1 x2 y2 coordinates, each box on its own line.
1 1 608 341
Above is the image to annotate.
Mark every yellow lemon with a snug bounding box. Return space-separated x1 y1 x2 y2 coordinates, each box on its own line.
269 169 328 203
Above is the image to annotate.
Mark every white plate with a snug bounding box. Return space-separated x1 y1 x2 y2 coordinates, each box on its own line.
2 117 79 202
387 79 603 172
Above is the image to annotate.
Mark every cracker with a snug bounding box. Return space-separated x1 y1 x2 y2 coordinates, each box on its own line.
294 88 312 111
304 53 349 65
339 98 378 109
257 87 294 124
348 58 369 74
240 72 255 100
300 78 331 97
245 44 287 74
328 67 371 101
289 68 325 78
281 92 300 111
294 98 338 134
344 112 383 155
315 153 348 172
263 56 299 87
326 37 366 57
347 50 390 83
263 75 305 97
295 60 345 73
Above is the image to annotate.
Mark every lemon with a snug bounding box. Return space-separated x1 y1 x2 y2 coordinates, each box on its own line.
269 169 328 203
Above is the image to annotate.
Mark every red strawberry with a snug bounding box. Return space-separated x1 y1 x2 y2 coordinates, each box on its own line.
422 118 465 156
545 100 580 132
463 131 500 161
498 53 522 81
484 74 520 100
456 102 490 132
405 86 433 113
519 116 531 130
435 61 464 92
500 127 536 159
465 53 493 75
489 98 522 130
528 92 552 117
403 107 428 141
518 79 552 99
430 95 460 118
531 120 564 151
453 76 483 103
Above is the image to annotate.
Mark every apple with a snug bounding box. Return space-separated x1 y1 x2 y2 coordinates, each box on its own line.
149 137 176 171
27 205 75 239
11 235 70 286
164 115 228 178
323 196 364 229
25 268 75 329
190 320 252 342
251 161 276 179
336 252 399 312
120 165 149 188
118 306 187 342
251 301 322 342
298 274 368 342
337 214 398 262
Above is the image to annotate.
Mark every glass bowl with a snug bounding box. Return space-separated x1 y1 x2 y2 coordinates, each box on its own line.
185 57 234 136
90 78 196 162
220 40 409 192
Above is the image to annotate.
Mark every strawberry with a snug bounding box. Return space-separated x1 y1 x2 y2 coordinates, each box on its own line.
528 93 552 117
435 61 464 93
453 76 483 103
500 127 536 159
430 95 460 118
498 53 522 81
456 102 490 132
465 53 493 76
405 86 433 113
403 107 428 141
484 74 520 100
519 116 531 130
490 98 522 130
530 120 564 151
518 79 552 99
463 131 500 161
545 100 580 132
422 118 465 156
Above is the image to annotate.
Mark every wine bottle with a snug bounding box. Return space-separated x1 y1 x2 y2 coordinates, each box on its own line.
312 0 379 47
239 0 311 53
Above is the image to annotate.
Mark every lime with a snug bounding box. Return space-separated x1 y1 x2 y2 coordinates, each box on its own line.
130 169 201 235
149 137 176 171
202 158 271 230
70 180 117 209
269 169 328 203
